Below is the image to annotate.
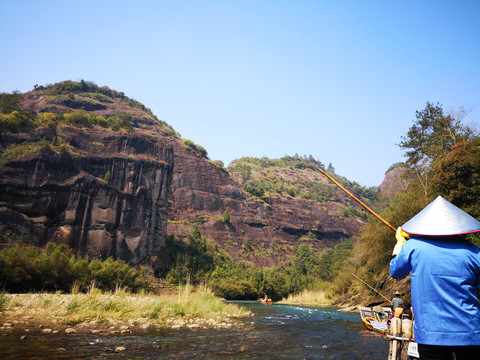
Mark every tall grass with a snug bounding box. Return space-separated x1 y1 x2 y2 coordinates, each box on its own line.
279 288 332 307
1 285 250 328
0 291 6 311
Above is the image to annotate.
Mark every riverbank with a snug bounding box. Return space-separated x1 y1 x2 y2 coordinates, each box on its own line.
0 300 389 359
277 288 332 307
275 288 381 314
0 286 251 336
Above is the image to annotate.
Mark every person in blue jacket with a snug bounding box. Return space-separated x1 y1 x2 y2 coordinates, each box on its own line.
390 196 480 360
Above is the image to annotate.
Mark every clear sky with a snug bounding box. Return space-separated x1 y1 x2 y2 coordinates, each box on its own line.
1 0 479 187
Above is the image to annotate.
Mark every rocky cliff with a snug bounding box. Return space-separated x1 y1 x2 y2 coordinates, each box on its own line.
167 149 368 267
0 86 174 274
1 81 376 271
378 164 408 198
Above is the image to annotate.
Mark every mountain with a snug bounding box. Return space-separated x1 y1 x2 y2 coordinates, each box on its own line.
0 81 382 272
167 152 373 267
0 81 174 274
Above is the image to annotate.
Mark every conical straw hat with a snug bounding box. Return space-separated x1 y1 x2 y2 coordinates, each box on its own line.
401 196 480 236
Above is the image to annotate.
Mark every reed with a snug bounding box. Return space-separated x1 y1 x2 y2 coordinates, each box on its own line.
279 288 333 306
0 291 6 311
0 285 251 330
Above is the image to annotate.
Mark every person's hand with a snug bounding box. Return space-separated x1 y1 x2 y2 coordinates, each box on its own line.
392 227 410 256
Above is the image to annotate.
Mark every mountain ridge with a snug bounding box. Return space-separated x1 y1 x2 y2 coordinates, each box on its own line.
0 80 390 271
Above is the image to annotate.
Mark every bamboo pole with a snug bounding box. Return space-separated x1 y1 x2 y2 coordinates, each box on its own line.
351 273 390 302
318 169 404 359
317 168 397 232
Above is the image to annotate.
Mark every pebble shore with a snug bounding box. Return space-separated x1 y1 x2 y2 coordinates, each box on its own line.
0 293 250 337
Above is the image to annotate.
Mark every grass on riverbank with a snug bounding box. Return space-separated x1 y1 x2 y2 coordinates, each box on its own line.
278 288 332 307
0 285 251 334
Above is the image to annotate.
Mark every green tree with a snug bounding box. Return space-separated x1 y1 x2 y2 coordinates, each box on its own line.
166 227 214 285
243 179 265 197
431 139 480 217
293 244 317 276
237 163 252 183
63 110 92 127
104 170 112 184
398 102 476 199
182 139 208 158
0 110 35 132
0 91 23 114
399 102 474 167
37 112 61 129
222 209 230 223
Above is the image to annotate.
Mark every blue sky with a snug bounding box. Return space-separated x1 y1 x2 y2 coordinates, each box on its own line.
1 0 479 187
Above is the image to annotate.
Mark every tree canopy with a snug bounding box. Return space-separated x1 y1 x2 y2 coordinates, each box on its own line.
432 139 480 217
399 102 476 169
398 102 477 199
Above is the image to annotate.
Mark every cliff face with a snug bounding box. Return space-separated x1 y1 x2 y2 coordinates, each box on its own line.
379 165 408 198
0 124 173 274
167 142 366 267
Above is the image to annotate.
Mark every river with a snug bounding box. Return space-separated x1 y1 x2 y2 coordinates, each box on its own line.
0 301 389 359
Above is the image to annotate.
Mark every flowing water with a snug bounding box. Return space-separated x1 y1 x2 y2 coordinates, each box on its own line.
0 301 388 359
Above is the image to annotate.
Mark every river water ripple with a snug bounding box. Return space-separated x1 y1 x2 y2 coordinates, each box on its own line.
0 301 388 359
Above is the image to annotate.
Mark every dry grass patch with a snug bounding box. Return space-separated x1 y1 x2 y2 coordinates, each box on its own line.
279 289 332 307
0 285 251 333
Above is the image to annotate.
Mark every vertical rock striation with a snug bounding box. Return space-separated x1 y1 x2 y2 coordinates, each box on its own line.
0 126 174 274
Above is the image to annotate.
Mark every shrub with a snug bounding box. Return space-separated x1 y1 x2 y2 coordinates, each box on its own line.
107 111 136 131
0 111 35 132
36 112 61 129
103 170 112 184
63 110 92 127
222 209 230 223
0 243 148 293
89 257 144 292
0 91 23 113
243 179 265 197
182 139 208 158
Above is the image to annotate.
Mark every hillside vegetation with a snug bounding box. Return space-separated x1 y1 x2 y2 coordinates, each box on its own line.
0 80 178 137
164 226 355 300
229 155 380 220
231 156 378 201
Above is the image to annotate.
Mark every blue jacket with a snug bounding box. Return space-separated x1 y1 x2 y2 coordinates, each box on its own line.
389 237 480 345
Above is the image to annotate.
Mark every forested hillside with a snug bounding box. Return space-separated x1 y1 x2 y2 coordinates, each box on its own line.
229 155 379 215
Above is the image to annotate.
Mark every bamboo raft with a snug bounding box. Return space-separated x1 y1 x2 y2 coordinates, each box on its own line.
359 306 419 360
359 306 391 334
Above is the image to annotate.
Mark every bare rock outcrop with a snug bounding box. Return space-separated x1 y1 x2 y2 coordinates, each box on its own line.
379 165 408 198
0 126 173 273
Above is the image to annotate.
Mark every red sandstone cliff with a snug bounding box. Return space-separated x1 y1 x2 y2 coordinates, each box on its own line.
1 82 375 271
0 86 174 274
167 147 367 267
378 164 408 198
